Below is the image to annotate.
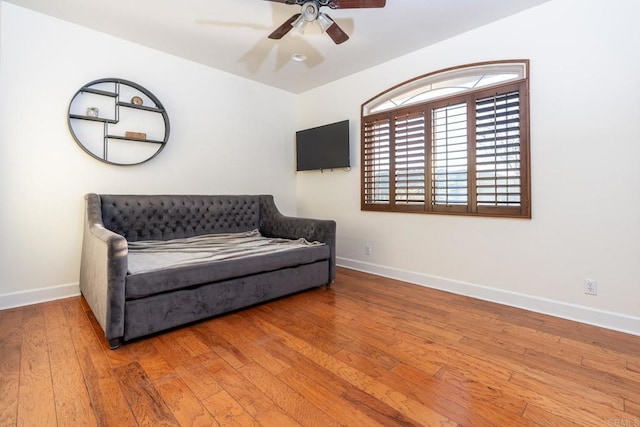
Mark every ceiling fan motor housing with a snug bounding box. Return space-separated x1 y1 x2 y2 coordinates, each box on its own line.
293 0 333 5
301 1 319 21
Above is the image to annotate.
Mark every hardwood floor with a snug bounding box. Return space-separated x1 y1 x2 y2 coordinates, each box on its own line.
1 267 640 426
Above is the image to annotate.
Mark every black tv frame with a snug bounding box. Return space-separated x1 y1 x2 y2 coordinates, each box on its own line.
296 120 350 172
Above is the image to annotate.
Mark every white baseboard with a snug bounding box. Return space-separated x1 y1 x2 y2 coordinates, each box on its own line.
337 257 640 337
3 262 639 337
0 282 80 311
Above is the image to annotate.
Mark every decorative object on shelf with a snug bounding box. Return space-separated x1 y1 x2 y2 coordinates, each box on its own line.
67 78 170 166
86 107 99 117
125 131 147 140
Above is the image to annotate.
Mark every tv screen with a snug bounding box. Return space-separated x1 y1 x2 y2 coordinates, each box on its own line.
296 120 350 171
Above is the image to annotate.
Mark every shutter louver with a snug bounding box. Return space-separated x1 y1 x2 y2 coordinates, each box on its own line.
363 118 391 204
394 111 426 204
431 103 468 206
475 91 521 207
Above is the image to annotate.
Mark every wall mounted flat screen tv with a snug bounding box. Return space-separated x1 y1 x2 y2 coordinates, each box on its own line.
296 120 350 171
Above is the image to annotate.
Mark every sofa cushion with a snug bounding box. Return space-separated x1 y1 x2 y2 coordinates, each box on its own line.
125 244 330 300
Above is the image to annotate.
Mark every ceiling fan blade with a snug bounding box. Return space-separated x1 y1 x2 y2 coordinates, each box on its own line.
331 0 386 9
263 0 296 3
325 20 349 44
268 13 301 39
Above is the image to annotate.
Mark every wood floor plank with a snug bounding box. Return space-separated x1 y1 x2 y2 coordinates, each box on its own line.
237 362 342 427
130 339 222 426
454 335 627 411
522 403 582 426
625 399 640 418
172 329 212 359
440 335 633 426
2 267 640 426
337 278 512 346
220 317 420 426
42 301 97 427
340 271 503 327
173 352 225 400
270 343 420 426
257 301 361 354
196 315 292 376
217 334 292 377
277 367 384 427
334 349 501 427
60 298 138 426
113 361 180 426
522 347 640 403
337 279 457 327
277 296 443 374
496 305 640 359
201 390 256 427
488 325 583 364
508 371 631 425
187 324 252 371
202 355 300 427
127 339 176 380
429 366 531 425
297 300 408 365
0 308 23 426
390 334 513 383
152 374 221 427
310 291 455 345
250 315 456 426
153 331 201 369
581 355 640 387
16 304 56 427
563 334 640 367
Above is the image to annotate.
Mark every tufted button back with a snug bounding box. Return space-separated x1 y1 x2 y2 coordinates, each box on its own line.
100 195 261 242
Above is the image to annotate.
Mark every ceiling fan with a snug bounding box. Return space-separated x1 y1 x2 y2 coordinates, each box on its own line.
266 0 386 45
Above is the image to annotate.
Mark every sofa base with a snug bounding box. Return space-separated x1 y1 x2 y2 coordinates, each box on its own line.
122 260 330 342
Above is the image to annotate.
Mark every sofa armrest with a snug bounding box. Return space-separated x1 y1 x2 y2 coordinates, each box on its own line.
79 193 128 347
259 195 336 281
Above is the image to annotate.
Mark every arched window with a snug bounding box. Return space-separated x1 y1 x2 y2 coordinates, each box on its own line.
361 60 530 218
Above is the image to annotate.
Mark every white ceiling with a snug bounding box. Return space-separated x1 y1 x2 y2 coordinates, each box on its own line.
4 0 551 93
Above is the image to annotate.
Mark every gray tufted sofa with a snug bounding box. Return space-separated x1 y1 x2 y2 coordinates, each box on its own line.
80 194 336 349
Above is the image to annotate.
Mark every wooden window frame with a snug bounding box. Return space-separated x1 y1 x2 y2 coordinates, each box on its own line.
361 60 531 219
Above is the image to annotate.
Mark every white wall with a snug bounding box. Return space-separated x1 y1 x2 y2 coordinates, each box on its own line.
0 3 297 306
296 0 640 334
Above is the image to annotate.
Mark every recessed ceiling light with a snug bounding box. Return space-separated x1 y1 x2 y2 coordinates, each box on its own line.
292 53 307 62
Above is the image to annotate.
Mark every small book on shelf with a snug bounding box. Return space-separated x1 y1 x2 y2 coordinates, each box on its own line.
125 131 147 140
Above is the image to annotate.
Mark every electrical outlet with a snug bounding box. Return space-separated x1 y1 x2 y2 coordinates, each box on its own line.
365 245 372 256
584 279 597 295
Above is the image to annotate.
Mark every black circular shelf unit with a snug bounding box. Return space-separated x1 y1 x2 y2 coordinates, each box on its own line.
67 78 170 166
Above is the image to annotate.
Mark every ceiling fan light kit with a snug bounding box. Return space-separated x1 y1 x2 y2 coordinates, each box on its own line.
267 0 386 44
316 13 333 32
291 15 307 33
